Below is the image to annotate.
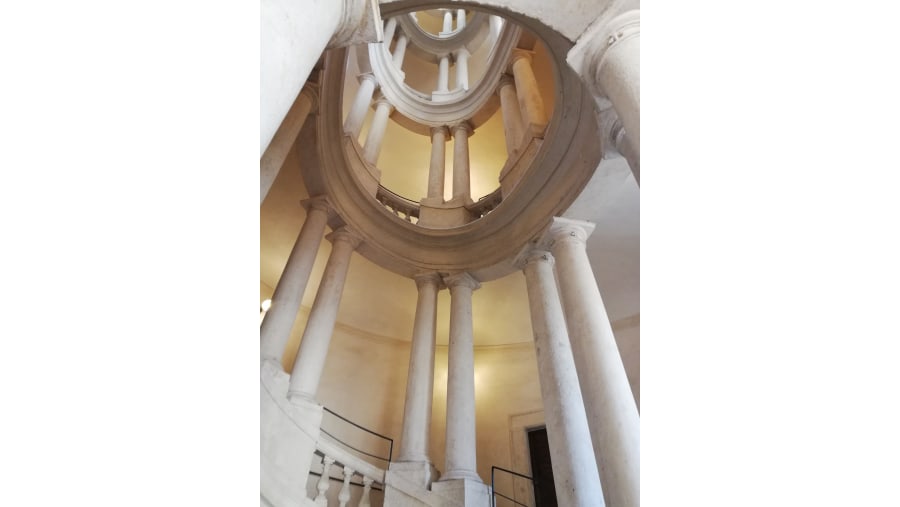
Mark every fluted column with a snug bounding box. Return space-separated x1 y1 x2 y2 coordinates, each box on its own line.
569 10 640 166
343 73 378 139
392 30 409 68
261 85 318 204
426 126 448 201
440 272 481 482
260 197 331 367
497 74 524 156
455 49 470 90
287 227 363 402
363 94 394 164
450 122 473 204
548 217 639 507
509 50 547 138
397 273 442 463
437 55 450 93
261 0 373 156
521 250 606 507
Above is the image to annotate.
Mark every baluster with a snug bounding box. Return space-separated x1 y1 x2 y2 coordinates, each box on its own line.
359 477 374 507
338 466 354 507
315 456 334 507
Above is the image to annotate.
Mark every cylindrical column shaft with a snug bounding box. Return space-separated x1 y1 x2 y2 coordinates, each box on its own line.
522 251 606 507
287 228 362 401
261 86 316 204
383 17 398 48
440 272 481 482
343 74 377 139
498 75 525 156
437 56 450 93
451 123 472 203
362 97 393 165
397 274 441 462
510 51 548 138
456 9 466 30
595 11 640 161
455 49 470 90
261 0 349 156
260 199 330 366
442 11 453 33
392 32 409 69
427 127 448 200
550 219 640 507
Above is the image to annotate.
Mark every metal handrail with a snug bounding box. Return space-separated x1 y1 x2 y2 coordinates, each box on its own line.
491 466 534 507
322 406 394 463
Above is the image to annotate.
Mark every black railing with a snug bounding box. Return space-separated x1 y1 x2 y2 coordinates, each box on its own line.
491 466 534 507
320 406 394 464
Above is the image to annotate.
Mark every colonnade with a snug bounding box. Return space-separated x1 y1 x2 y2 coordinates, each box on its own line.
341 14 548 206
260 205 638 506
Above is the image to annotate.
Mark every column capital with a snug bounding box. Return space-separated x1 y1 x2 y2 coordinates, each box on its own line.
519 249 555 270
442 272 481 291
300 195 333 216
567 9 640 104
450 121 473 137
497 73 516 90
327 226 363 249
414 272 445 290
357 72 378 86
509 48 534 67
543 217 596 251
430 125 450 140
373 92 393 109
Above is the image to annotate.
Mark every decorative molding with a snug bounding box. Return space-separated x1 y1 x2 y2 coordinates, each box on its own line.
365 18 521 135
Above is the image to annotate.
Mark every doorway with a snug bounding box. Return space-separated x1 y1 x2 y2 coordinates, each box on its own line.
527 427 557 507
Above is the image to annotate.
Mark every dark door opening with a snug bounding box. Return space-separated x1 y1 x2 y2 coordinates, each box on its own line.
527 427 557 507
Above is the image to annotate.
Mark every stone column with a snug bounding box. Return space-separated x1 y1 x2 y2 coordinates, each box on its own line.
450 122 473 204
343 73 378 139
383 17 398 47
260 197 331 367
568 10 640 160
521 250 606 507
261 85 318 204
442 11 453 33
287 227 363 402
509 50 547 138
397 273 442 463
440 272 481 482
456 9 466 30
548 217 639 507
426 126 448 201
455 49 470 90
437 55 451 93
362 94 394 165
392 31 409 69
497 74 524 156
261 0 375 156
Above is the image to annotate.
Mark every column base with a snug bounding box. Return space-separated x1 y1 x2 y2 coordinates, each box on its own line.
431 477 491 506
388 460 438 489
